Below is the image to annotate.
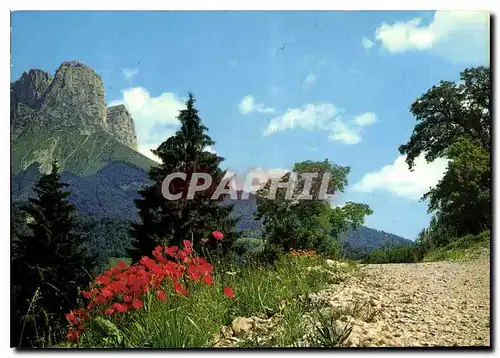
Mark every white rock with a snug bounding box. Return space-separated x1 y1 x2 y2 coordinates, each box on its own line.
231 317 254 337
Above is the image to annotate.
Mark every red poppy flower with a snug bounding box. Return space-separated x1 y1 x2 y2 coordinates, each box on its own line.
223 286 235 299
95 295 108 305
96 275 111 285
156 290 167 302
132 299 143 310
65 312 77 324
202 274 214 285
123 295 132 303
183 240 192 248
173 282 188 296
82 290 92 299
104 308 115 315
212 231 224 241
67 329 79 343
165 246 179 258
112 303 128 313
102 288 113 298
116 260 128 270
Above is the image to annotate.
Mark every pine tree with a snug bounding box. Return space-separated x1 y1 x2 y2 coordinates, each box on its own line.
128 93 237 262
11 161 94 347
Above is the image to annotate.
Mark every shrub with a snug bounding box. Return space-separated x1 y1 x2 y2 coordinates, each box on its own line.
232 238 264 256
363 244 422 264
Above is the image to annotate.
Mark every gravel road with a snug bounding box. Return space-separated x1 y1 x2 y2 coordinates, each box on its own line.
311 251 491 347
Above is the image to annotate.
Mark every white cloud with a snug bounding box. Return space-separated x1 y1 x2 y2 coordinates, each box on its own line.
109 87 185 161
353 112 377 127
238 95 276 115
137 142 162 163
352 154 449 200
328 121 361 145
122 68 140 80
263 103 377 145
361 37 374 50
374 11 490 64
264 103 338 135
303 73 317 87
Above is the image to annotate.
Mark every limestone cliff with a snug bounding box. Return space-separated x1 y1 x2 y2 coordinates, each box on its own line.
10 61 139 150
106 105 138 149
11 61 147 175
34 61 107 133
11 69 51 138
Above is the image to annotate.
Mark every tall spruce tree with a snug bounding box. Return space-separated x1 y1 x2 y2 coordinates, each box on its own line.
128 93 236 262
11 161 94 347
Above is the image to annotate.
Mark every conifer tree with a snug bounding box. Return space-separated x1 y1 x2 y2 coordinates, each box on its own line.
128 93 236 262
11 161 94 347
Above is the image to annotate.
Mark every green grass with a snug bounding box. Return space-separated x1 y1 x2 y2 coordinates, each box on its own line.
12 128 156 176
73 253 353 348
423 230 490 262
362 231 490 264
107 257 132 270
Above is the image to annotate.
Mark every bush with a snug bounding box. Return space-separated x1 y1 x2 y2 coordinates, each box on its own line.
363 244 422 264
244 243 284 267
231 238 264 256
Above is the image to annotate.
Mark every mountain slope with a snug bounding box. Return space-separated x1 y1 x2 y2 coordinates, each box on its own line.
13 161 150 221
12 128 156 176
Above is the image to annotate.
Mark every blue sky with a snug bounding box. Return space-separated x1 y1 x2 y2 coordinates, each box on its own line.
11 11 490 240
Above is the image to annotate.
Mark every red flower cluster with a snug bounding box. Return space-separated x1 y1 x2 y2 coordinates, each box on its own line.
290 248 318 257
65 239 235 344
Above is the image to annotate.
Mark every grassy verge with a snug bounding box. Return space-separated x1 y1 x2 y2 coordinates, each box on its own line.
362 231 490 265
423 230 490 262
61 252 355 348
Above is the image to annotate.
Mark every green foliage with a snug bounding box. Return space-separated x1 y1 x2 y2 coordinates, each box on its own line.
415 215 457 251
129 93 237 262
363 244 422 264
399 66 491 239
310 309 353 347
74 216 134 273
231 238 264 256
11 161 94 347
424 137 490 236
399 66 490 170
255 159 372 258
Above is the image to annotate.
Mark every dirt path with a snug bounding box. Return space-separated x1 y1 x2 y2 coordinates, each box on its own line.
310 252 491 347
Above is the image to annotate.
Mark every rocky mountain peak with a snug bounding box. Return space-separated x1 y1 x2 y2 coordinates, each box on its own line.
33 60 107 133
59 60 90 69
106 104 138 149
11 61 141 160
11 69 51 108
10 69 52 138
